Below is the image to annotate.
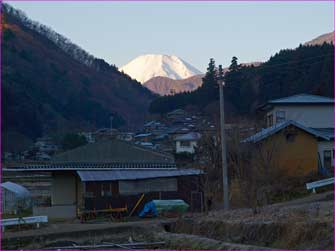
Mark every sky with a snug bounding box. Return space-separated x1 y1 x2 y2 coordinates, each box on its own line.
6 1 334 72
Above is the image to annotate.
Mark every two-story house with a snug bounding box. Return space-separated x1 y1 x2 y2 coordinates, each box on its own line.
261 94 333 128
245 94 334 176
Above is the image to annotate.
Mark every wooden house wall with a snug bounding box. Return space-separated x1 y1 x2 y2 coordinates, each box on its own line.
83 175 203 214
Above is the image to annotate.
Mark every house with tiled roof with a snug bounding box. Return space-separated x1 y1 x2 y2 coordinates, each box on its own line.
4 140 203 218
260 94 334 128
245 94 334 176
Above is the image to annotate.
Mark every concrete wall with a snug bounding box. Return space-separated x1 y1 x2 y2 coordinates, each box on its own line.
318 141 334 168
266 104 334 128
33 205 76 219
51 172 76 206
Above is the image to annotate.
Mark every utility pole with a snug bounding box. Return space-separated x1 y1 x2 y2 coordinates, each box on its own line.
218 65 229 210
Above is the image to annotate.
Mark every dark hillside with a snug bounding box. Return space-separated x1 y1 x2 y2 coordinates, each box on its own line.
2 4 154 152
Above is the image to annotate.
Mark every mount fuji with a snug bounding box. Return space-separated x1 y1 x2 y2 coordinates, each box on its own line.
120 54 203 83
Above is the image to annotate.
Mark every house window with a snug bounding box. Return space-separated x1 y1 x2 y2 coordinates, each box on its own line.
180 141 191 147
276 110 286 123
101 183 112 197
286 133 295 143
324 150 332 169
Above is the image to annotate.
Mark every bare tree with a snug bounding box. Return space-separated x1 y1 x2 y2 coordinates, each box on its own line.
3 3 119 72
194 130 222 213
228 126 284 212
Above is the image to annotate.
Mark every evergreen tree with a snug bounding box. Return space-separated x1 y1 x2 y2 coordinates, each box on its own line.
149 44 334 117
229 56 239 72
199 58 219 104
202 58 217 89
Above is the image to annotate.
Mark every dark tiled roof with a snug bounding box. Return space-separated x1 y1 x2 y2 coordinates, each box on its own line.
268 94 334 104
3 162 177 171
52 139 174 163
242 120 331 143
310 128 334 140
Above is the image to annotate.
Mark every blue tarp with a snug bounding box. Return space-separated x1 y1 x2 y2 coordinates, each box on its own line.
139 201 158 217
139 200 189 217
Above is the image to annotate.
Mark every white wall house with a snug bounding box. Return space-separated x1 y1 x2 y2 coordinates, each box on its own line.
262 94 334 128
175 132 201 154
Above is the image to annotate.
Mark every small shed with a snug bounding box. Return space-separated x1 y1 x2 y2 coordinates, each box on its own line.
1 181 32 214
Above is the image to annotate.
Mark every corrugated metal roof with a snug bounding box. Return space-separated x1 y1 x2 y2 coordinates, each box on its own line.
3 162 177 172
1 182 31 197
77 168 202 181
268 94 334 104
242 120 331 143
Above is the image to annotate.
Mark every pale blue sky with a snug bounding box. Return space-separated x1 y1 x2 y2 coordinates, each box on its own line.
6 1 334 72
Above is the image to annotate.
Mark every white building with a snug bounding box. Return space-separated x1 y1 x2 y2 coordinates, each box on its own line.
261 94 334 128
175 132 201 154
35 137 59 153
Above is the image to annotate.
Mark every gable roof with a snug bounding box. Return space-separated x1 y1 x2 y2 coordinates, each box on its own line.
310 128 334 140
259 94 334 111
175 132 201 141
242 120 331 143
268 94 334 105
52 139 174 163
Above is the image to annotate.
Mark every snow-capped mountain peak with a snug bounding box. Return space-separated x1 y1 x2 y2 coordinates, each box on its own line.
120 54 202 83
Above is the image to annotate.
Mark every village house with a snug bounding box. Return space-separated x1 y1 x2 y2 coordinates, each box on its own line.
79 132 96 144
245 93 334 176
34 137 59 152
243 120 334 176
167 109 187 120
260 94 334 128
4 140 203 219
134 132 153 142
116 132 134 142
175 132 202 154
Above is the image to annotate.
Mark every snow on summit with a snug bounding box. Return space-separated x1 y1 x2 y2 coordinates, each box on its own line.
120 54 203 83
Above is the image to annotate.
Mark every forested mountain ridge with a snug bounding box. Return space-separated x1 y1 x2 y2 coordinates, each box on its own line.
2 4 155 152
149 43 334 120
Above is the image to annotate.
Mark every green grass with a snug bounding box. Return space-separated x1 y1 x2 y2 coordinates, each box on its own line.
2 208 33 219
